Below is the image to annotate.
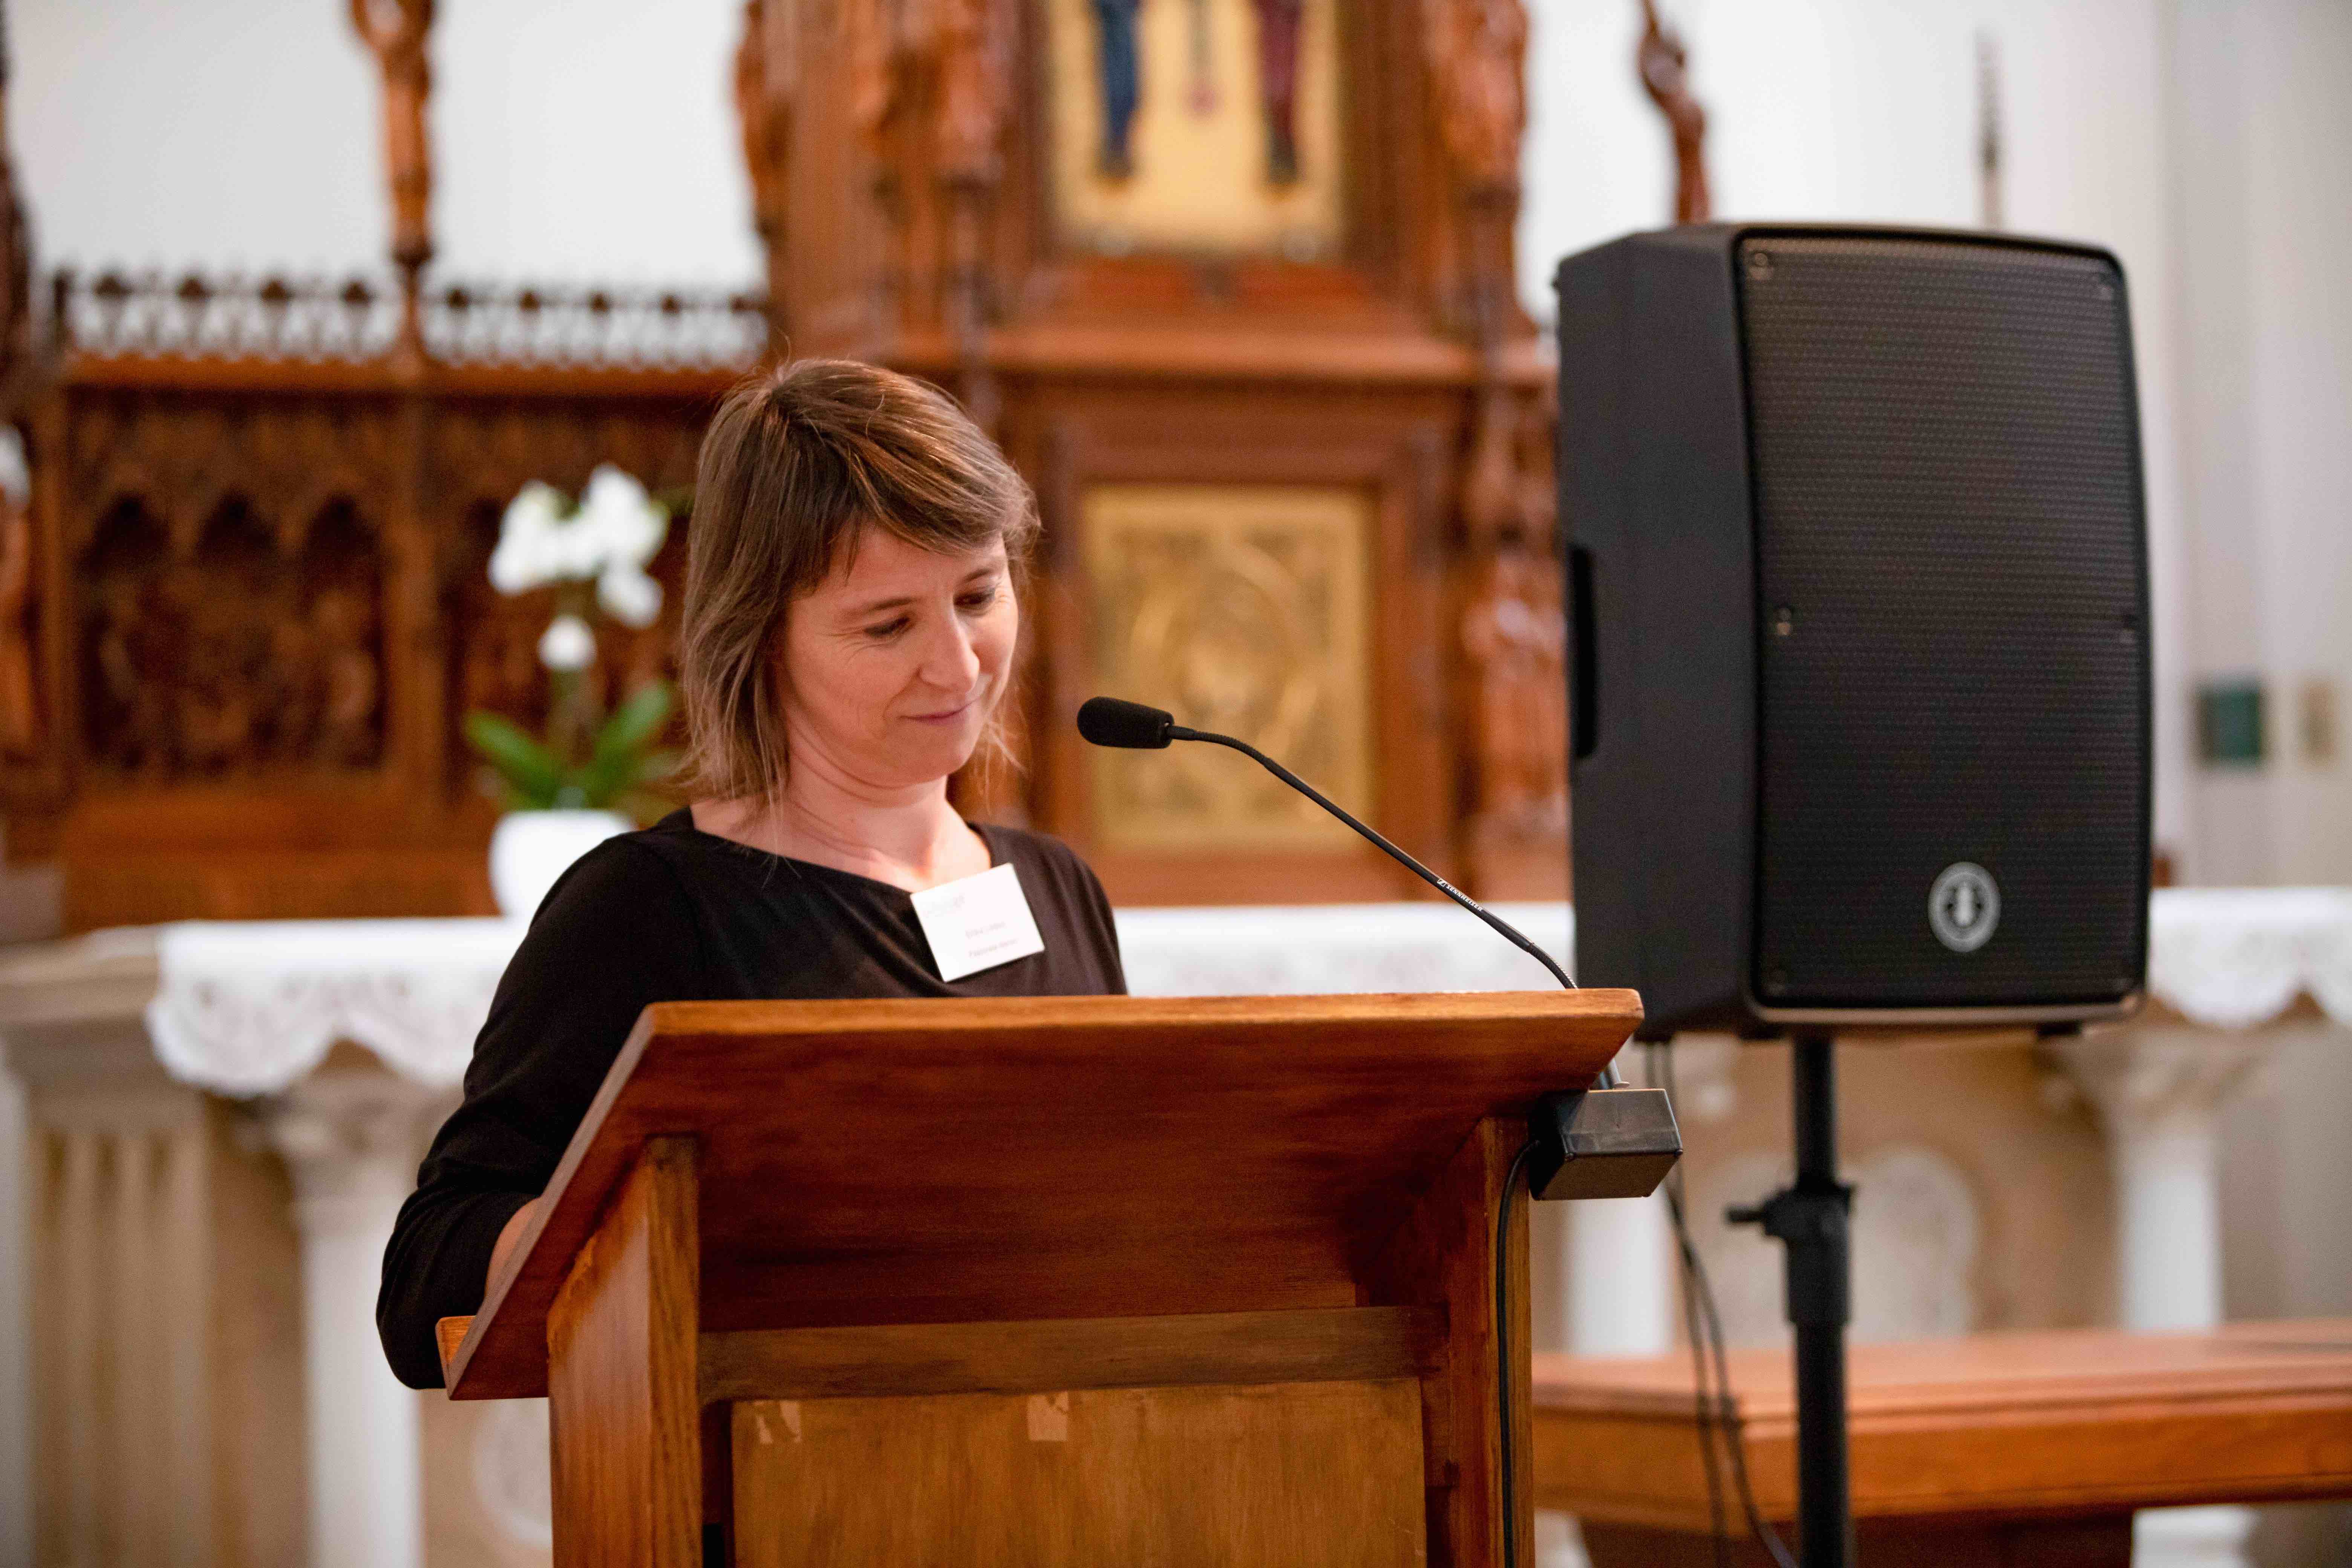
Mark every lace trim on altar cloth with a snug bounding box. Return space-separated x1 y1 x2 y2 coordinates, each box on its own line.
144 919 521 1094
131 892 2349 1095
2147 888 2352 1030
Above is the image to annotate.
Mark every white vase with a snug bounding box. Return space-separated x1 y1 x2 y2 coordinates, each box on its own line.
488 809 631 920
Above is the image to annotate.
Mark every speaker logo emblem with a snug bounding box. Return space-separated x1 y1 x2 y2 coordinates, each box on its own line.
1929 863 2000 952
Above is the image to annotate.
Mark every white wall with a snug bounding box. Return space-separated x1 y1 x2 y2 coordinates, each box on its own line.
11 0 759 287
1522 0 2352 889
1521 0 2199 877
430 1 758 287
13 0 381 276
2170 0 2352 886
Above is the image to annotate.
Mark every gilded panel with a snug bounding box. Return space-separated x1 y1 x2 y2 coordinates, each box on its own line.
1083 482 1371 850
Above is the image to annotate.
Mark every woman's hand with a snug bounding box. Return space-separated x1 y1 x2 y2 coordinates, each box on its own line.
487 1197 541 1296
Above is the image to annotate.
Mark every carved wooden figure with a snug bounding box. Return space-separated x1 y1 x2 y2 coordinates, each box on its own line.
1637 0 1712 225
1462 544 1566 834
350 0 438 353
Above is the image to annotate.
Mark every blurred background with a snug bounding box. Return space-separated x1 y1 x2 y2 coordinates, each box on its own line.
0 0 2345 1564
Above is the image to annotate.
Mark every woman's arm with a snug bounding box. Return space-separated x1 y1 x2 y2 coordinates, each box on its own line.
488 1196 541 1292
376 835 706 1388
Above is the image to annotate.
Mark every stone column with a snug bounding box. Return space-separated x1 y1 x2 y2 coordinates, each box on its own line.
0 935 276 1568
1564 1193 1675 1355
262 1065 446 1568
2055 1023 2276 1568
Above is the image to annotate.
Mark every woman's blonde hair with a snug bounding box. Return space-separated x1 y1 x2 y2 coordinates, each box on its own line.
677 358 1038 801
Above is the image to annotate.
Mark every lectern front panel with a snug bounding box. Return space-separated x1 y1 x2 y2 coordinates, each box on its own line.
729 1380 1425 1566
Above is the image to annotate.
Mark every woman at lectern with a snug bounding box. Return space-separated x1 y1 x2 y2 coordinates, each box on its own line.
377 361 1128 1389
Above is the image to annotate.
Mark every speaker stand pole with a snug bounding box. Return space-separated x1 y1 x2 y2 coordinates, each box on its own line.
1729 1032 1854 1568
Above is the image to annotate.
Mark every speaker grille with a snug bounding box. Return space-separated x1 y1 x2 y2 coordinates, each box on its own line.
1741 236 2148 1008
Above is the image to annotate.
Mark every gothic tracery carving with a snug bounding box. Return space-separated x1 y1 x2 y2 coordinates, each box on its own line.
80 497 385 776
39 367 710 795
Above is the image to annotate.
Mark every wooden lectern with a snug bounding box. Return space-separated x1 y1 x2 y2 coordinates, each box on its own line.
439 989 1641 1566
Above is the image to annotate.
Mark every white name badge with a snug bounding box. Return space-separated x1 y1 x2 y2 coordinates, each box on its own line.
910 862 1046 982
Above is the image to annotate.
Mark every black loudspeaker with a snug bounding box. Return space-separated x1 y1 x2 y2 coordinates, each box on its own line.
1557 225 2150 1037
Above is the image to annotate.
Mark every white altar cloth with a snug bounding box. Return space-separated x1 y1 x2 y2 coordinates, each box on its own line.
125 890 2352 1096
136 903 1575 1095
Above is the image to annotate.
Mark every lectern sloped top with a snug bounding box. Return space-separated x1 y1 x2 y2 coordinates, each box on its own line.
446 988 1640 1399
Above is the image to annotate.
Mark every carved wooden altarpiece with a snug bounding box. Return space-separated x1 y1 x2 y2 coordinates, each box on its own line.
0 277 760 928
0 0 1569 925
741 0 1565 904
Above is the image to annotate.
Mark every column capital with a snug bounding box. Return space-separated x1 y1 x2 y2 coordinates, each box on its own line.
259 1063 452 1234
2052 1024 2280 1337
2048 1026 2274 1136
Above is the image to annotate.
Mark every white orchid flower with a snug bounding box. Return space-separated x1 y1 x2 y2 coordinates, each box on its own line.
537 612 598 671
488 468 668 597
598 563 664 628
574 464 669 573
489 482 569 594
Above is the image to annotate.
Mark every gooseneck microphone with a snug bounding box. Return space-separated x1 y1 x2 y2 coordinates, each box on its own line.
1076 694 1592 1006
1080 695 1673 1568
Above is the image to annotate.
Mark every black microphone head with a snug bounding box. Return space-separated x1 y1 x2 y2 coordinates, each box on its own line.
1077 696 1175 749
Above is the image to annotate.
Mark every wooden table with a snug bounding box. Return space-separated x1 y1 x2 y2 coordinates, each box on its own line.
1533 1320 2352 1566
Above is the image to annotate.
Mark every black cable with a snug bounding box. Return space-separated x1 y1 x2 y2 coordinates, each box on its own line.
1497 1137 1538 1568
1652 1046 1729 1566
1179 729 1580 995
1654 1042 1799 1568
1142 717 1622 1087
1694 1223 1794 1568
1089 693 1621 1557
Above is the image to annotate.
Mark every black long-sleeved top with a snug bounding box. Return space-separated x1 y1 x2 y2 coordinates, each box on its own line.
377 809 1127 1388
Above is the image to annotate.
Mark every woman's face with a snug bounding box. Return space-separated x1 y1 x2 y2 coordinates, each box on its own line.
778 525 1018 792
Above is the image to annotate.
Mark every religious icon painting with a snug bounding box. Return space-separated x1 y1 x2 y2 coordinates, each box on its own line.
1044 0 1344 258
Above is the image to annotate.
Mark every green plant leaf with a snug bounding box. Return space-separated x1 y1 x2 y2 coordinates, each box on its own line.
594 680 674 764
574 746 677 808
568 761 623 809
463 712 565 808
567 684 678 807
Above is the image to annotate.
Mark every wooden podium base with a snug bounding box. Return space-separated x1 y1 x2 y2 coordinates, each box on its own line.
438 993 1645 1566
